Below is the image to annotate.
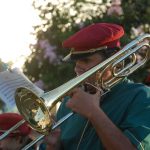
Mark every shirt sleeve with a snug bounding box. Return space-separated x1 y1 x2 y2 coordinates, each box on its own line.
120 86 150 150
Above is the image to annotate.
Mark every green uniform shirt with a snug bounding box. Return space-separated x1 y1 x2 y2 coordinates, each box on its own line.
57 79 150 150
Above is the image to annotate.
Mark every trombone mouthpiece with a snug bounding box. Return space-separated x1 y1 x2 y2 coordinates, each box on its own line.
15 87 52 134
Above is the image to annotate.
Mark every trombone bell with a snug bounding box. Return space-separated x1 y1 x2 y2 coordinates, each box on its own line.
15 87 52 134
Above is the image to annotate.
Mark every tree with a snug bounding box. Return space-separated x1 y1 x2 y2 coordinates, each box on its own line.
23 0 150 90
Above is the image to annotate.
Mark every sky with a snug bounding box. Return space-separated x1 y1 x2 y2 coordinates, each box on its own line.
0 0 40 69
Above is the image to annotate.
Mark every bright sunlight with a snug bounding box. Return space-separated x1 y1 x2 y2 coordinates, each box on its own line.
0 0 40 69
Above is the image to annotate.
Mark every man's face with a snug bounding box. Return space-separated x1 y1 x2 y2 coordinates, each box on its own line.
74 53 103 85
0 136 23 150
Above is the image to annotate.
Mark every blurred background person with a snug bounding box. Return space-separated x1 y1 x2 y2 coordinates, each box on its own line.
0 113 32 150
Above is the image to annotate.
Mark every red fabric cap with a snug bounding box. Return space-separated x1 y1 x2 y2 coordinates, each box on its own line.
0 113 31 136
63 23 124 51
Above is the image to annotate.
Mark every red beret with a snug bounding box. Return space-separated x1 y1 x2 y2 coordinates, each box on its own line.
63 23 124 61
0 113 31 137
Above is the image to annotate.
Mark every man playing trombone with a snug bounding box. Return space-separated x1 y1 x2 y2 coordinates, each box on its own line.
45 23 150 150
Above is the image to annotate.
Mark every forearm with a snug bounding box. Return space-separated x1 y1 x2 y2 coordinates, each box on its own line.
88 106 136 150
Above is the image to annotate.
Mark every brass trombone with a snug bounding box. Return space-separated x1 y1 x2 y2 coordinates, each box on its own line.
0 34 150 150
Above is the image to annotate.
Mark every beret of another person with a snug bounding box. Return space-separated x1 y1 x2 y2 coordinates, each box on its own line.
62 23 124 61
0 113 31 136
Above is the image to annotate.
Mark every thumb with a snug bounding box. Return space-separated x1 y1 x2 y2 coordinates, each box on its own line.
94 90 101 100
95 88 103 97
94 88 104 104
95 90 101 97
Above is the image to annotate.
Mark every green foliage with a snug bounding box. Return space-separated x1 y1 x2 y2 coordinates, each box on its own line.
23 0 150 90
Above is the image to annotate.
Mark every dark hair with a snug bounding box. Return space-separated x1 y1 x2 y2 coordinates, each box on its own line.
98 47 121 61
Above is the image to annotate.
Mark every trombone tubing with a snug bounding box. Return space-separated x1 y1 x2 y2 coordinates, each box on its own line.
0 119 25 140
0 34 150 149
22 33 150 149
42 34 150 105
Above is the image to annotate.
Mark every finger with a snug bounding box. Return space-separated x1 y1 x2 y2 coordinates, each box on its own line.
96 88 104 96
95 90 101 97
44 128 61 144
68 87 80 97
94 89 103 102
